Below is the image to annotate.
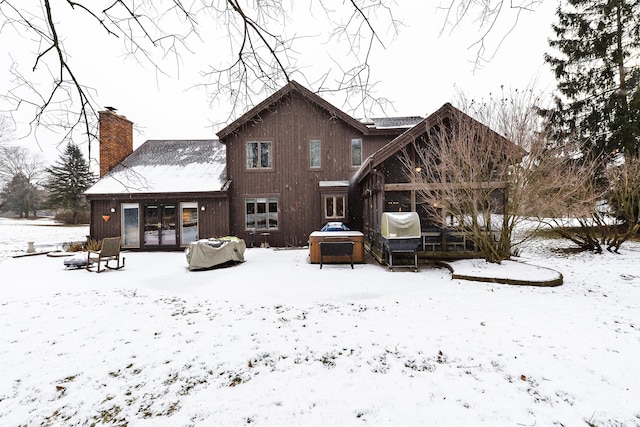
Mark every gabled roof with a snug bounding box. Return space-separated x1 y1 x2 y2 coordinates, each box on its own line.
85 140 227 195
355 103 520 183
217 80 371 139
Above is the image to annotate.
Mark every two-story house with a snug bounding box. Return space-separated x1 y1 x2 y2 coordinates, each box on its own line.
85 81 420 249
215 80 422 248
85 80 510 258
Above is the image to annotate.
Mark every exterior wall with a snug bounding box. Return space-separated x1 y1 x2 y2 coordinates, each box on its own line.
363 134 401 159
98 111 133 177
222 91 388 247
360 171 385 256
88 194 229 249
89 199 121 241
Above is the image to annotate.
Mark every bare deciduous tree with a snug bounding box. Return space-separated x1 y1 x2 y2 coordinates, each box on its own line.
0 114 13 144
0 0 398 155
438 0 544 70
0 145 46 187
402 86 603 263
0 144 46 216
601 156 640 252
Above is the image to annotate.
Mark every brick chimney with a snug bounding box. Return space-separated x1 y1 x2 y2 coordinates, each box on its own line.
98 109 133 177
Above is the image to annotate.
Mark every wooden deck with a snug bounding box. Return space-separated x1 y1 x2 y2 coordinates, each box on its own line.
368 229 494 265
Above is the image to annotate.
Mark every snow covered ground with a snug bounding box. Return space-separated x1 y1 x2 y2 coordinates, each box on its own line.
0 218 639 426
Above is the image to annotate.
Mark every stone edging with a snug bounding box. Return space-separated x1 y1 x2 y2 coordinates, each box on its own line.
437 260 564 287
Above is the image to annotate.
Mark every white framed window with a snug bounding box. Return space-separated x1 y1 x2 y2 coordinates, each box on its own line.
324 195 346 220
246 197 278 230
351 138 362 167
180 202 198 246
121 203 140 248
310 139 321 168
246 141 272 169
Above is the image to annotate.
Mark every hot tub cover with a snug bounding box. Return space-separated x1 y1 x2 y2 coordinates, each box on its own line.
185 237 246 271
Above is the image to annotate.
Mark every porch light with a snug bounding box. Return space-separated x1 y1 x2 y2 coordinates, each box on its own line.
415 166 422 173
201 205 206 211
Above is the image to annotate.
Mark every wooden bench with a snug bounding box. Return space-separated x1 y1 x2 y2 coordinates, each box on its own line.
319 241 354 269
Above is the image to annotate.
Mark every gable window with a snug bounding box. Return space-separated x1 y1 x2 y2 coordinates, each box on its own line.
246 197 278 230
351 138 362 167
246 141 272 169
324 195 346 220
310 139 321 168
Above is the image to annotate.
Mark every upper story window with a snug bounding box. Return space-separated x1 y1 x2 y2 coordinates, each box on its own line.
246 141 272 169
310 139 321 168
351 138 362 167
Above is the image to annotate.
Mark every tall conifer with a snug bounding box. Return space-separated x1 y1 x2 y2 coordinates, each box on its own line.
44 143 96 224
543 0 640 159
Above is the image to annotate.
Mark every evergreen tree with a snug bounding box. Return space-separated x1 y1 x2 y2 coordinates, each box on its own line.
543 0 640 159
44 143 96 224
0 173 41 217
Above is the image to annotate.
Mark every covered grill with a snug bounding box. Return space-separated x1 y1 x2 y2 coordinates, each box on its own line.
185 237 246 271
381 212 421 271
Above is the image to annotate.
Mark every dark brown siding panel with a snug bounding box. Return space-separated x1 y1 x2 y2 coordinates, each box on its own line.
89 199 121 241
223 91 371 247
88 193 230 249
199 196 230 239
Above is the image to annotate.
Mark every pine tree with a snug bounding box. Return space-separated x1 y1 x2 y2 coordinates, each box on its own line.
543 0 640 159
44 143 96 224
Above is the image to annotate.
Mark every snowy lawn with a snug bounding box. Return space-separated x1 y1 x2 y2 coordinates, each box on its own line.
0 219 639 426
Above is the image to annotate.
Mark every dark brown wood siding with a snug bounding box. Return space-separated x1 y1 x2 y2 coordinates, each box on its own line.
223 91 377 247
87 193 229 250
89 199 121 241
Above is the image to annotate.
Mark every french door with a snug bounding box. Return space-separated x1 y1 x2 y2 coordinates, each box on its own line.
144 204 177 246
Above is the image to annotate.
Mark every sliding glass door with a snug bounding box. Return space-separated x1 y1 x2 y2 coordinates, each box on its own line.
122 203 140 248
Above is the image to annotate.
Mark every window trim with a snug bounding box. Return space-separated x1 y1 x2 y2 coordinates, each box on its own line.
245 196 279 231
246 140 273 170
121 203 140 249
323 194 347 220
179 202 199 246
309 138 322 169
351 137 363 168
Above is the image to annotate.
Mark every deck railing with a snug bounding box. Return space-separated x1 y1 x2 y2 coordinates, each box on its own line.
421 229 477 253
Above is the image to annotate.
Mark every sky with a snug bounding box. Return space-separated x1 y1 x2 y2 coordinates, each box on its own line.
0 1 559 165
0 217 639 425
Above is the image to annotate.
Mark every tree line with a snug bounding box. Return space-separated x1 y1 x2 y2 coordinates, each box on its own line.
0 116 95 223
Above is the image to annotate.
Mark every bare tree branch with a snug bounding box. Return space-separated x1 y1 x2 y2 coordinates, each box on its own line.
437 0 544 70
1 0 399 151
401 84 604 262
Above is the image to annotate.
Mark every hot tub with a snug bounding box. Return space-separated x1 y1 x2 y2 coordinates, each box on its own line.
309 230 365 264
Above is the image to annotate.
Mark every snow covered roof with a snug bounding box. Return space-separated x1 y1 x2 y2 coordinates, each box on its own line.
318 180 350 188
85 140 227 195
359 116 424 129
